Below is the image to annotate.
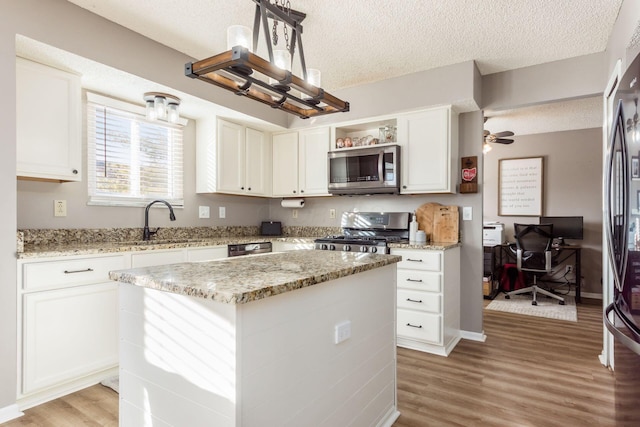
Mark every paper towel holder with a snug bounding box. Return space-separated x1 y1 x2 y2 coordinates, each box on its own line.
281 198 305 208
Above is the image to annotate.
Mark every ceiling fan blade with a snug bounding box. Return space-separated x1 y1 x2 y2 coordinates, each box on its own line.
494 138 514 144
493 131 514 138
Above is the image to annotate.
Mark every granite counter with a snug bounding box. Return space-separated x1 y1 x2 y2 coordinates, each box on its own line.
109 250 401 304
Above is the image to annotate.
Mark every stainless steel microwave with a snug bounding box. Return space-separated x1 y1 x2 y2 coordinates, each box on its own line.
327 145 401 195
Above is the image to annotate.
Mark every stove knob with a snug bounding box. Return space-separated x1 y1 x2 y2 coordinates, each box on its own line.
370 246 378 253
321 244 328 250
360 246 368 253
344 245 351 251
329 244 336 251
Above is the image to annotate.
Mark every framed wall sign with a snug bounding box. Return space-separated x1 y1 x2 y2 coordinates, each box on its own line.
498 156 544 216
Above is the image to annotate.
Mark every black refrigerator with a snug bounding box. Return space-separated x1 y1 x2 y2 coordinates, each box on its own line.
605 51 640 425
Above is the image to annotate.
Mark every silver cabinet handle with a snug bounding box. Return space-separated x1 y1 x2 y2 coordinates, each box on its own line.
407 258 423 262
64 268 94 274
406 323 422 328
406 298 423 303
406 278 423 283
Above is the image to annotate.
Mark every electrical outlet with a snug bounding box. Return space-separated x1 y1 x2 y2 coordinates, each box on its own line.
54 200 67 217
329 208 336 219
219 206 226 219
565 265 573 274
334 320 351 344
292 209 298 219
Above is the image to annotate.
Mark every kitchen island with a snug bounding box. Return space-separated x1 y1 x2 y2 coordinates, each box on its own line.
109 250 401 427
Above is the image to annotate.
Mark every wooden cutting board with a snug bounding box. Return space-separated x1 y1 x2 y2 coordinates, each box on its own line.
432 206 460 243
415 202 442 240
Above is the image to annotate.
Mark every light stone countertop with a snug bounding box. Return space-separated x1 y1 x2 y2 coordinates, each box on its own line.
16 236 315 259
109 250 401 304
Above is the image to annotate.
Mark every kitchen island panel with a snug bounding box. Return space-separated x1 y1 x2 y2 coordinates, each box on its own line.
118 263 399 427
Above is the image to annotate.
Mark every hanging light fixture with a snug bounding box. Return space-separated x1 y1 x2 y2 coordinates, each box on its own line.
185 0 349 119
482 140 493 154
144 92 181 124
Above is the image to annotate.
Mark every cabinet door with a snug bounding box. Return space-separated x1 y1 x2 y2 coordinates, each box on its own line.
298 127 330 196
22 283 118 394
131 249 186 268
16 58 81 182
245 127 270 196
272 132 299 197
187 246 228 261
217 119 245 194
398 107 453 193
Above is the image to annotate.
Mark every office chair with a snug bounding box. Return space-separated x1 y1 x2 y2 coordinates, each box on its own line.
505 223 565 305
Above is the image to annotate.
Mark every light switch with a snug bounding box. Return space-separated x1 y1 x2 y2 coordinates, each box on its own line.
198 206 210 219
463 206 472 221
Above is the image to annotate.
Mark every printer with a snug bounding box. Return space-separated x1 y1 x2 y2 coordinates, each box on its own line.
483 222 505 246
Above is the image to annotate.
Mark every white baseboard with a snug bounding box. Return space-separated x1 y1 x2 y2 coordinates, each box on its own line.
0 404 24 424
460 329 486 342
576 291 602 300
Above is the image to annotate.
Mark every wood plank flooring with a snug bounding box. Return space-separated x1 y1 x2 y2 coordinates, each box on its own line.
2 299 616 427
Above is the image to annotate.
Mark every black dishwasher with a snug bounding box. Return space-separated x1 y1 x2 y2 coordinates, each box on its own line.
227 242 272 257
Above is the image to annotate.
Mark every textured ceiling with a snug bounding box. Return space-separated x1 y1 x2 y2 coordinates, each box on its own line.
66 0 623 92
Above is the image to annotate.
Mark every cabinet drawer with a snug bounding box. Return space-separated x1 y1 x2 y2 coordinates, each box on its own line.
393 250 442 272
397 289 441 313
131 249 186 268
397 309 442 344
397 270 441 292
22 255 125 291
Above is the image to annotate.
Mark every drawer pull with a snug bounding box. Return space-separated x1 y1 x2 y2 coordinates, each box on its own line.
64 268 94 274
406 258 423 262
406 298 423 303
406 278 423 283
406 323 423 328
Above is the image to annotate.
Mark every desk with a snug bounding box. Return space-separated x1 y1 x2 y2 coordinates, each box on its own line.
493 244 582 303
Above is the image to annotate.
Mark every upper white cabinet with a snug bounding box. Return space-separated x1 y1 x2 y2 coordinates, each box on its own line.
16 57 81 182
196 118 271 196
397 106 458 194
272 127 330 197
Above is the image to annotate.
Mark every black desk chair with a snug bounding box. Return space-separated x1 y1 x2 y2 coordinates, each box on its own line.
505 223 565 306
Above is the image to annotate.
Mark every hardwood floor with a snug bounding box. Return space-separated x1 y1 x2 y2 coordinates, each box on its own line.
2 299 618 427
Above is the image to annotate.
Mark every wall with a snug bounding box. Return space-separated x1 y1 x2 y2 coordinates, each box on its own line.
483 128 603 296
17 108 269 229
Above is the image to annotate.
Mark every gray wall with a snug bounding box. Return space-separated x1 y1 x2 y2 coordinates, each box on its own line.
483 128 603 296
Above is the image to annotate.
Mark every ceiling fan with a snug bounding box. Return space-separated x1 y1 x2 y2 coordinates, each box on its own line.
482 117 515 153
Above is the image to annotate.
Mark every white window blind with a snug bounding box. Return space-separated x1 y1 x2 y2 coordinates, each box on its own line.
87 93 184 207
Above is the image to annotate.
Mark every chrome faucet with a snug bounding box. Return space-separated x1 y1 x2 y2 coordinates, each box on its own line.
143 199 176 241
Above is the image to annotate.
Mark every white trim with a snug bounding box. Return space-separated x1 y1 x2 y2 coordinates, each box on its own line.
0 404 24 424
460 329 487 342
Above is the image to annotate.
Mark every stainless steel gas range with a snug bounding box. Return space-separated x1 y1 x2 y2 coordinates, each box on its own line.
314 212 411 254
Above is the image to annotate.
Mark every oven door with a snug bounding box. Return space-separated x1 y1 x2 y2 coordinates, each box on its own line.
327 145 400 195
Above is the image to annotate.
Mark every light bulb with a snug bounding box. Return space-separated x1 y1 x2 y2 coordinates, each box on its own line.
273 49 291 71
483 141 492 154
306 68 321 87
227 25 252 51
146 100 157 121
167 102 179 124
154 96 166 120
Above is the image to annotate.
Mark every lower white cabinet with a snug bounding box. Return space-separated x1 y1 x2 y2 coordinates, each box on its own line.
17 254 125 404
187 245 228 261
131 249 186 268
391 246 460 356
22 282 119 394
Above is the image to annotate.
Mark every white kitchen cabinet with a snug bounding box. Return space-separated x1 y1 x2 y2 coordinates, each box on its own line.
17 254 125 403
196 118 271 196
187 245 228 261
271 241 314 251
16 57 81 182
391 246 461 356
272 127 330 197
130 249 186 268
397 106 458 194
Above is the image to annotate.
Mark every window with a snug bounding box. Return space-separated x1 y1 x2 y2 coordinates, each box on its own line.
87 93 184 207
